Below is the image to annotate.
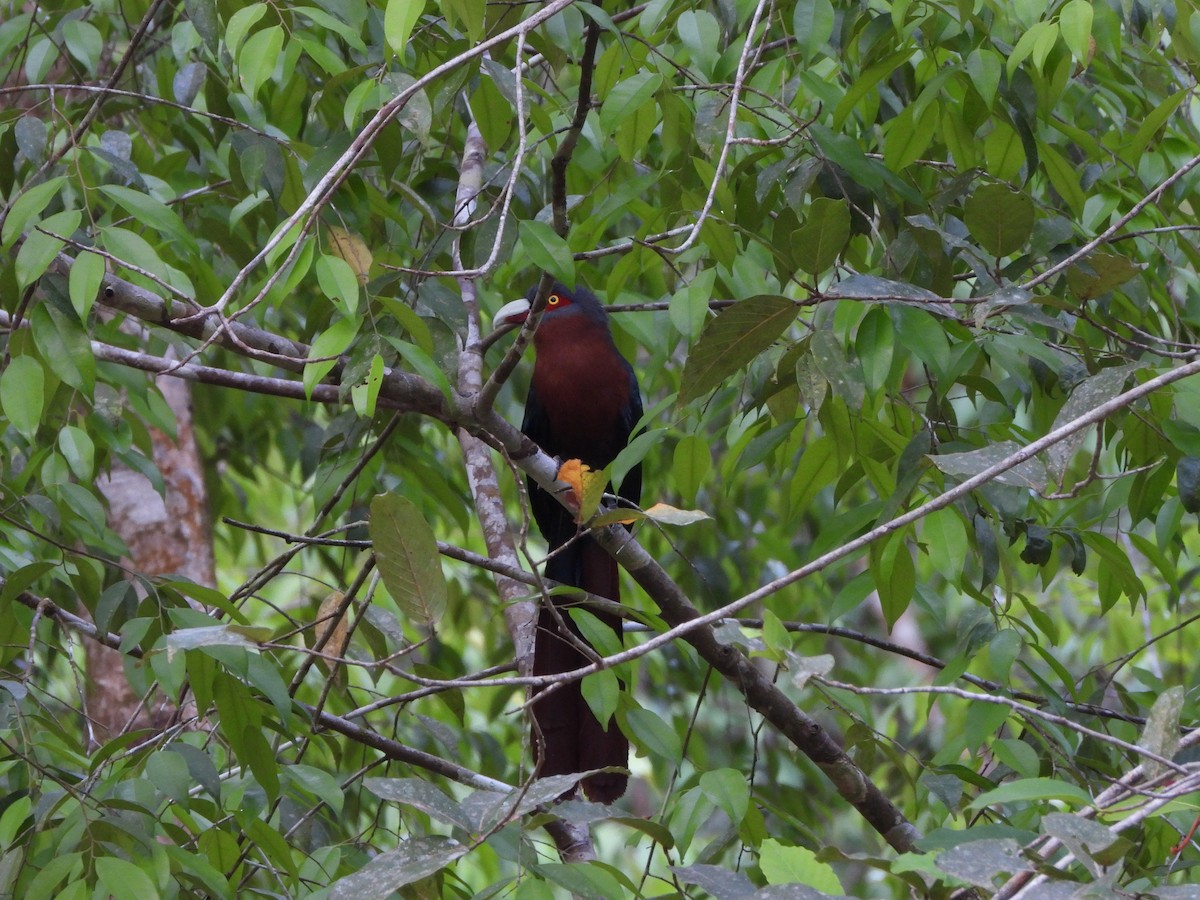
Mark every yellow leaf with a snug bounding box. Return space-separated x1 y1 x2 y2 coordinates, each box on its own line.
313 591 349 674
326 226 372 284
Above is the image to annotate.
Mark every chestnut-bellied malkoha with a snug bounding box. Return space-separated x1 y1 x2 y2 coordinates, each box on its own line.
494 281 642 803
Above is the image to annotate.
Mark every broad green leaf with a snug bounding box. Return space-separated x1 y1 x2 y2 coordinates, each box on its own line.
1064 251 1142 300
791 197 850 274
469 71 513 149
679 295 797 403
1038 141 1086 215
598 72 663 133
0 356 44 439
535 862 630 900
1178 457 1200 514
517 220 574 287
931 442 1048 491
1046 364 1139 484
98 184 193 246
1058 0 1094 61
315 253 360 316
30 302 93 395
330 836 465 899
983 120 1025 182
934 838 1034 888
699 768 750 825
365 777 472 830
16 209 79 289
1008 21 1058 77
966 49 1001 108
789 435 839 517
68 250 105 320
676 11 719 77
165 624 270 659
759 838 843 892
672 434 711 504
622 704 680 761
871 530 915 629
57 426 94 481
884 103 938 172
238 25 283 100
225 3 267 57
963 185 1034 258
1140 685 1183 779
856 305 894 391
384 0 427 56
1123 88 1187 162
369 493 447 626
581 667 620 724
968 777 1092 810
1 175 66 248
792 0 835 62
303 316 358 398
95 858 159 900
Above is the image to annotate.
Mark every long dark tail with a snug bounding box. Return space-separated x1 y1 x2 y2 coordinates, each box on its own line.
532 536 628 803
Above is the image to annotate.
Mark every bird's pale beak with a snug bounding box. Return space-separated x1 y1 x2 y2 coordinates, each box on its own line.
493 298 531 329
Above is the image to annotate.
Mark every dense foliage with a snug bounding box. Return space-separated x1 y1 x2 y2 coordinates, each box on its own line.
2 0 1200 895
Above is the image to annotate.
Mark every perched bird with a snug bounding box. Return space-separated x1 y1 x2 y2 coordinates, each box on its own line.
493 281 642 803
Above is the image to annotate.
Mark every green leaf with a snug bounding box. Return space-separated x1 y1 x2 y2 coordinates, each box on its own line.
303 316 358 398
856 305 894 391
1140 685 1183 779
598 72 663 133
330 835 465 899
792 0 834 62
1064 251 1142 300
30 302 93 395
165 624 270 659
238 25 283 100
581 667 620 725
679 295 797 403
963 184 1034 258
968 777 1092 810
384 0 427 56
365 777 470 829
759 837 843 892
1123 88 1187 162
966 49 1001 108
621 704 680 761
1 175 66 248
1046 364 1139 484
0 355 44 439
16 209 80 289
871 530 915 629
934 838 1034 888
1178 457 1200 514
931 442 1048 490
672 434 711 504
884 103 938 172
225 3 267 57
535 862 631 900
1057 0 1093 61
315 253 360 316
983 120 1026 182
676 11 719 77
1008 21 1057 77
95 858 160 900
57 426 94 481
517 220 574 286
68 250 105 320
699 768 750 825
791 197 850 274
369 493 447 626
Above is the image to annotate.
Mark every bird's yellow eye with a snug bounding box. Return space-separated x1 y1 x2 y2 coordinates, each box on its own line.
547 294 561 306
